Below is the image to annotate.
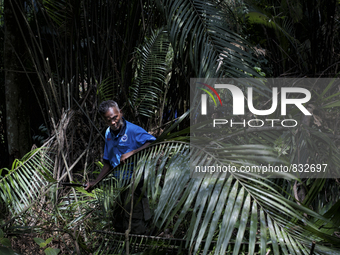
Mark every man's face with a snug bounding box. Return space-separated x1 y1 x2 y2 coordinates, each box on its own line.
103 107 123 132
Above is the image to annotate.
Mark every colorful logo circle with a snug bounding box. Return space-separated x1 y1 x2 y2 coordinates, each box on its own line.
121 134 128 142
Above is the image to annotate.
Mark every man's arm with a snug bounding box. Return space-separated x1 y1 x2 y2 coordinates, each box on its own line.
85 161 111 191
120 142 151 163
86 142 152 190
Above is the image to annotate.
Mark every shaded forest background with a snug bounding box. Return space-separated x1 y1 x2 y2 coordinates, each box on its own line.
1 0 340 254
1 0 340 168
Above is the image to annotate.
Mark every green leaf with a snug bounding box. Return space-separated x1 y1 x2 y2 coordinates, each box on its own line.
233 193 251 254
44 237 53 246
321 100 340 109
130 28 171 118
260 208 267 255
33 237 47 248
0 147 55 219
44 247 60 255
0 247 22 255
0 237 11 247
274 222 289 254
267 216 279 255
218 185 245 254
249 201 258 255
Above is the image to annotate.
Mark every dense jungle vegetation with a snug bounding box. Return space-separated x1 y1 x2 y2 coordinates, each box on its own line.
1 0 340 254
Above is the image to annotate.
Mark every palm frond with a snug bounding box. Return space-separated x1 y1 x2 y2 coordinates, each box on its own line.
0 139 56 222
130 27 171 118
162 0 260 78
97 76 118 103
88 137 340 254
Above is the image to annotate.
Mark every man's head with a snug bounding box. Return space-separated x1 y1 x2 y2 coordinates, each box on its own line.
99 100 123 132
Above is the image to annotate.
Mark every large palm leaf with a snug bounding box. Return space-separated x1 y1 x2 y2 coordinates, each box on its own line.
72 109 339 254
129 27 171 119
88 134 340 255
161 0 260 78
1 133 339 254
0 139 55 222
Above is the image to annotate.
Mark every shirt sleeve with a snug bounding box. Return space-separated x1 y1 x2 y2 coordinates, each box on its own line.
103 159 110 165
135 126 156 147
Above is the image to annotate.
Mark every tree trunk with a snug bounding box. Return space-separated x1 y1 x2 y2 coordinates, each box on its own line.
4 0 31 164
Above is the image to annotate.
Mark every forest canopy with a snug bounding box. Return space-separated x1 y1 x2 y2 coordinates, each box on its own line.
1 0 340 254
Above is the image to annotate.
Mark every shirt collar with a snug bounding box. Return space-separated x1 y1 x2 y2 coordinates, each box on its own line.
110 117 127 138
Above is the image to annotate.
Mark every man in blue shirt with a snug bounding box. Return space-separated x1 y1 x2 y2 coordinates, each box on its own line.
86 100 155 234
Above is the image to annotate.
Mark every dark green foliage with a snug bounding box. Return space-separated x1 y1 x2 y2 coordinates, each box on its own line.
1 0 340 254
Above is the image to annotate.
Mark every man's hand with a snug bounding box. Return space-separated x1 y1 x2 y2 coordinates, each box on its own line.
120 142 151 164
120 151 134 163
85 162 111 192
85 181 96 191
